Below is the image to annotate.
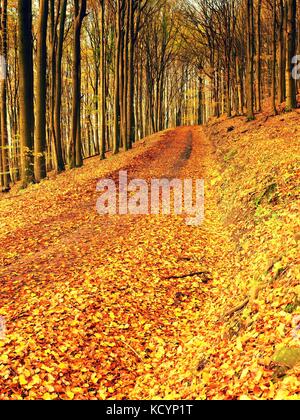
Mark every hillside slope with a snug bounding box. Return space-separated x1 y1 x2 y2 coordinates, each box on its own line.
132 112 300 400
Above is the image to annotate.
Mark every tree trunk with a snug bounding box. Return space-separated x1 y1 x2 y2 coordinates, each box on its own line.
122 1 129 150
113 0 121 154
127 0 135 148
256 0 262 111
54 0 67 173
198 75 203 125
71 0 86 168
35 0 48 182
0 0 10 191
99 0 106 160
18 0 35 187
272 0 278 115
246 0 255 120
278 0 286 102
285 0 297 110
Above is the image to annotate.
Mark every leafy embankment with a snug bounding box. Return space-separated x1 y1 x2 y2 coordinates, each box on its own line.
204 112 300 400
132 112 299 400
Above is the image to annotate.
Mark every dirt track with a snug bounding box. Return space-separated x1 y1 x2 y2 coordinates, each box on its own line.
0 127 228 399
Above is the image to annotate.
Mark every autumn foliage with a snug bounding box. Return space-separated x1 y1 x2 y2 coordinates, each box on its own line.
0 112 299 399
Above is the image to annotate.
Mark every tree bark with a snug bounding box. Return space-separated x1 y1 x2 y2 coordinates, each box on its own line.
285 0 297 110
99 0 106 160
246 0 255 120
0 0 10 191
278 0 286 102
113 0 121 154
71 0 86 168
255 0 262 111
35 0 49 182
54 0 67 173
18 0 35 187
272 0 278 115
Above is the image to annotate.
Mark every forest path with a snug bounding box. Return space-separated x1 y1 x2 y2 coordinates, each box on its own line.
0 127 232 400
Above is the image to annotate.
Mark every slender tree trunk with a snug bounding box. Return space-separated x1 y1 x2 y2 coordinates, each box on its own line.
99 0 106 160
256 0 262 111
54 0 67 173
127 0 135 148
71 0 86 168
0 0 10 191
139 51 144 139
278 0 286 102
49 0 58 171
198 75 203 125
35 0 48 182
272 0 278 115
113 0 121 154
122 1 129 150
246 0 255 120
18 0 35 187
285 0 297 110
226 57 231 117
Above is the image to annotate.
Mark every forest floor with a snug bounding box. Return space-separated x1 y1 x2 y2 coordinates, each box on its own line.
0 111 299 400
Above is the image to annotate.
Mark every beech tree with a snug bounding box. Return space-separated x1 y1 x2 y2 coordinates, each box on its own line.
1 0 299 193
35 0 49 182
285 0 297 110
71 0 87 168
54 0 68 173
246 0 255 120
18 0 35 187
0 0 10 191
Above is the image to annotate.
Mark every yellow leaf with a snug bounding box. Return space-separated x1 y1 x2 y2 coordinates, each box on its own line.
202 371 211 382
41 365 55 373
275 389 290 400
276 323 285 337
72 387 84 394
31 375 41 386
236 338 243 352
0 354 8 363
98 389 107 399
66 390 75 400
240 368 249 380
240 395 252 400
19 374 27 386
43 393 57 400
58 362 68 370
91 373 98 384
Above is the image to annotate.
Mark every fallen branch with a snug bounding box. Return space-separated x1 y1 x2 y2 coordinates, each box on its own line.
164 271 212 281
225 298 250 318
120 339 144 362
224 286 262 318
10 312 30 322
177 256 205 263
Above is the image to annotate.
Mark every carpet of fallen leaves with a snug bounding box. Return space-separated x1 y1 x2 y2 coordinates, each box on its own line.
0 114 299 400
